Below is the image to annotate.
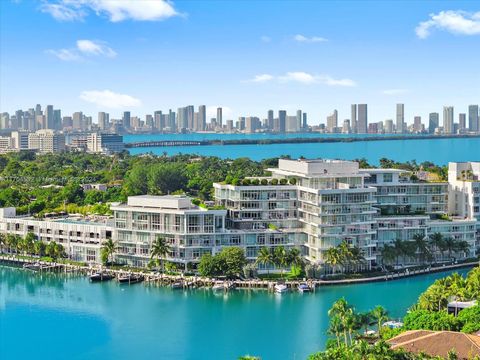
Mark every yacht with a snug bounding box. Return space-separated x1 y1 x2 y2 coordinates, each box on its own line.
89 272 114 282
274 283 288 293
297 283 312 293
118 274 144 284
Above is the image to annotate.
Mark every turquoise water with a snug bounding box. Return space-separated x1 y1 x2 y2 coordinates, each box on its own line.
0 266 471 360
124 134 480 165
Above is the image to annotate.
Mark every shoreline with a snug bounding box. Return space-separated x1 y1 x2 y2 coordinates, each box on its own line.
1 254 477 291
125 133 480 148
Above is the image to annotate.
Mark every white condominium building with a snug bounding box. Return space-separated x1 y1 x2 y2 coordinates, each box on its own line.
0 159 478 271
448 162 480 221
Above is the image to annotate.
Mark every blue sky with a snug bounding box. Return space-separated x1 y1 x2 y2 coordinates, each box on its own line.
1 0 479 125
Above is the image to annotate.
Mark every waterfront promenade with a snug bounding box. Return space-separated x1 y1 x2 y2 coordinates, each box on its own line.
1 254 476 291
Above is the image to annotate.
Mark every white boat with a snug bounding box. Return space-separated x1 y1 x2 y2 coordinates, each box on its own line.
383 320 404 329
171 282 183 289
274 284 288 293
297 283 311 293
212 281 225 291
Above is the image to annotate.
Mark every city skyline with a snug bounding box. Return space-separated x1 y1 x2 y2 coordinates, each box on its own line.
1 1 479 123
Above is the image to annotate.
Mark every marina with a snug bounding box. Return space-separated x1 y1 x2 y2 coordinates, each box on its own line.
0 263 472 360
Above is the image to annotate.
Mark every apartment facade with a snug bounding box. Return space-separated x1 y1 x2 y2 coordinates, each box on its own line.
0 159 478 271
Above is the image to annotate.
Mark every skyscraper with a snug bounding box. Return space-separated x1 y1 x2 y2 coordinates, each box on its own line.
443 106 454 134
53 109 62 130
217 107 222 128
396 104 404 133
357 104 368 134
302 113 307 129
351 104 357 133
98 112 108 130
327 110 338 133
44 105 54 129
459 113 466 133
428 113 439 134
267 110 274 130
468 105 479 132
278 110 286 133
198 105 206 131
186 105 194 130
296 110 302 130
72 112 83 130
123 111 131 129
413 116 422 132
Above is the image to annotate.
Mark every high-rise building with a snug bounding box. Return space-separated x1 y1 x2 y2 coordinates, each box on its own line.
396 104 404 133
357 104 368 134
351 104 357 133
428 113 439 134
468 105 479 132
245 116 260 133
413 116 422 132
302 113 307 129
35 104 42 117
384 119 394 133
44 105 54 129
123 111 131 129
72 112 83 130
326 110 338 133
459 113 466 133
98 112 109 130
28 130 65 153
443 106 454 134
217 107 223 128
278 110 286 133
286 116 298 132
296 110 302 131
226 120 234 132
267 110 274 130
198 105 206 131
342 119 351 133
53 109 62 130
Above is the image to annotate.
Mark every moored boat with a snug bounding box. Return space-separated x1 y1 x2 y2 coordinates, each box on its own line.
212 281 225 291
171 282 183 289
118 274 144 284
89 272 114 282
297 283 312 293
274 283 288 293
23 262 41 271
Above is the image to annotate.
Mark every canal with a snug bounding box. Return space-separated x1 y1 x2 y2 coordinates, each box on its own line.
0 266 472 360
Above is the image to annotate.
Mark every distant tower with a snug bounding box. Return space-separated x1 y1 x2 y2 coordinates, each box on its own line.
351 104 357 133
198 105 206 131
428 113 439 134
278 110 286 133
123 111 131 129
443 106 454 134
267 110 274 130
357 104 367 134
468 105 479 132
396 104 404 133
217 107 223 128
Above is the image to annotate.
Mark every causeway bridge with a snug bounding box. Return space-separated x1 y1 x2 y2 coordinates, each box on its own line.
125 140 207 148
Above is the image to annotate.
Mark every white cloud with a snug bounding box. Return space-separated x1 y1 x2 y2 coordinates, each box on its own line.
41 0 179 22
40 3 86 21
80 90 142 108
47 39 116 61
45 48 83 62
77 40 117 57
246 74 275 83
294 34 328 43
279 71 317 84
246 72 356 87
260 35 271 43
382 88 409 95
416 10 480 39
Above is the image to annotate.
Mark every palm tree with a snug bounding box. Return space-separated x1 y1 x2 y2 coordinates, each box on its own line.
324 247 343 275
273 246 288 276
429 232 445 262
357 311 374 336
150 235 172 273
22 232 36 255
380 244 396 269
443 237 457 260
0 234 5 254
100 238 116 266
33 241 46 257
455 240 470 259
349 246 365 272
392 239 404 266
255 247 274 274
413 233 430 265
370 305 388 336
328 298 354 346
286 248 303 268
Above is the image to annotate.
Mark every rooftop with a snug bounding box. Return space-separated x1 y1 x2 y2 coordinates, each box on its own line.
126 195 194 210
388 330 480 359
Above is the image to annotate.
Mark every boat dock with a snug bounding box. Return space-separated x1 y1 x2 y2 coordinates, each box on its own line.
1 255 477 292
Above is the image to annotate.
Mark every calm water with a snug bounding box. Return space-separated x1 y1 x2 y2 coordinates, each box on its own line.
0 266 471 360
124 133 480 165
